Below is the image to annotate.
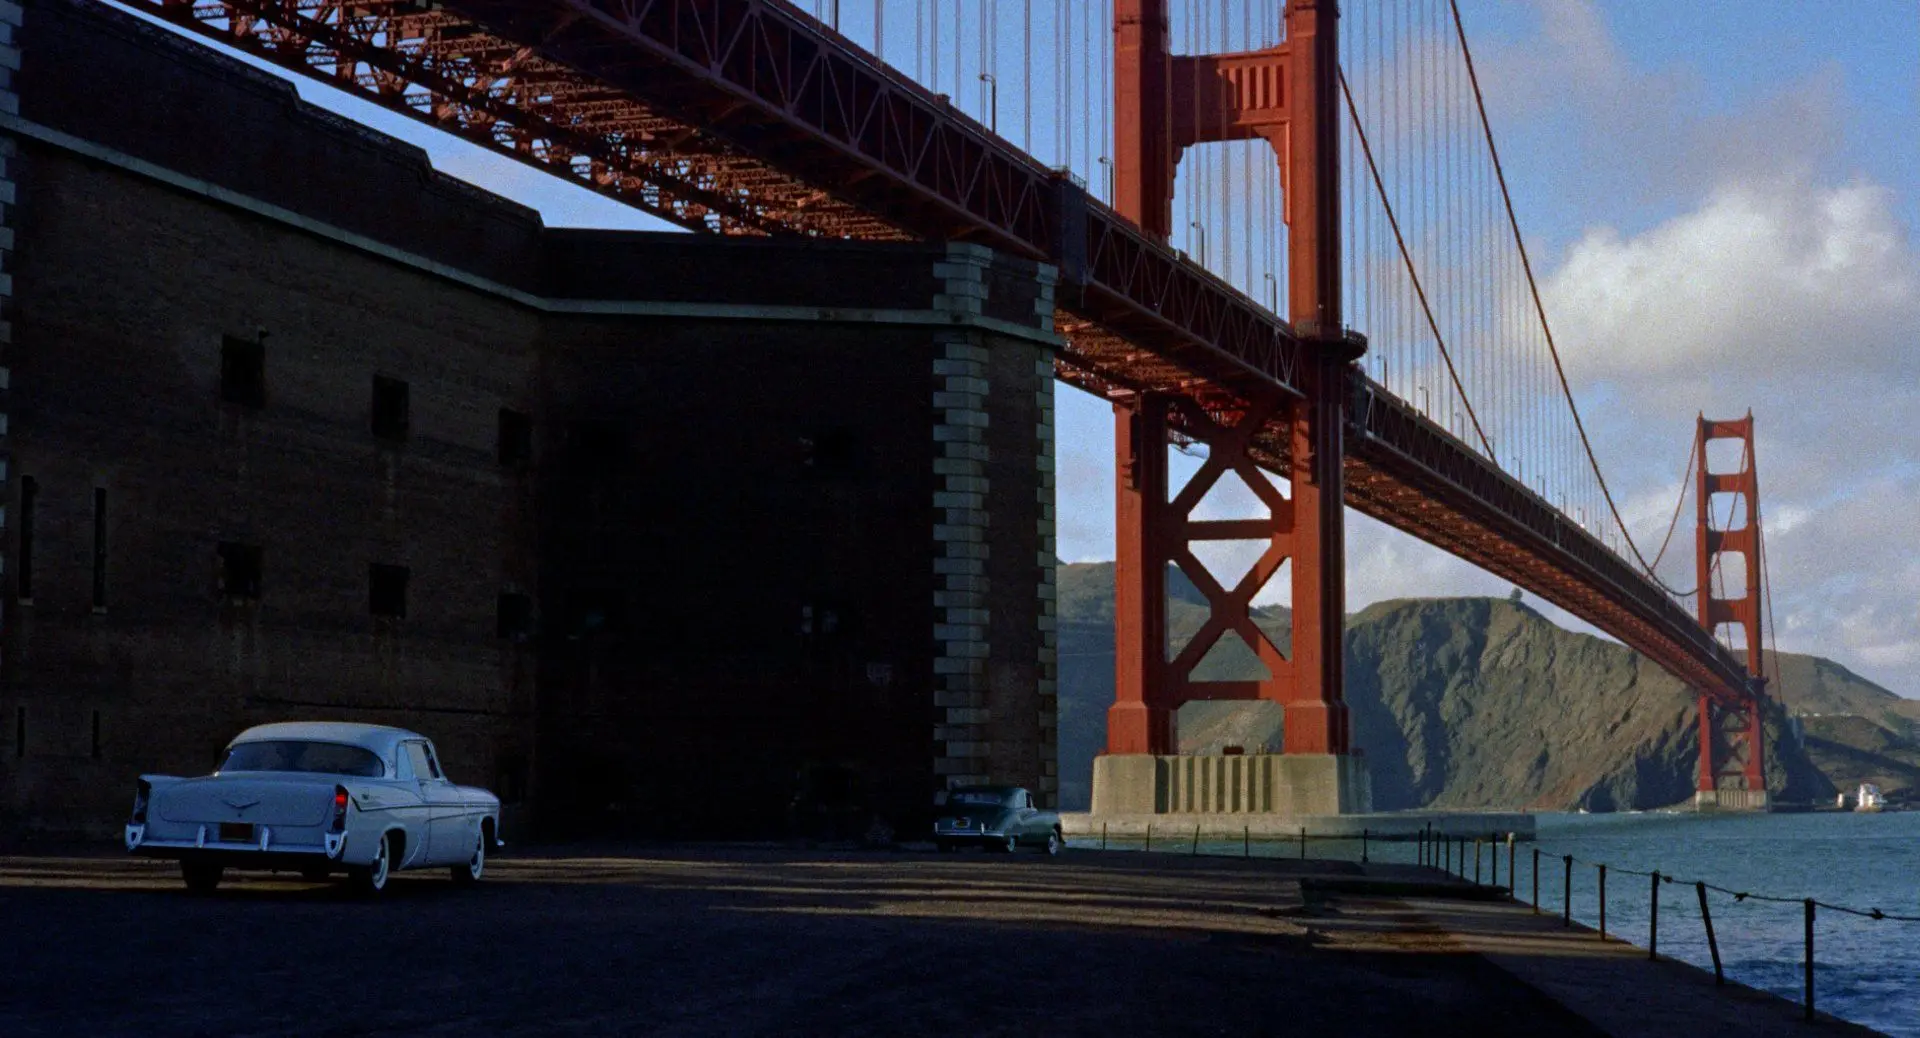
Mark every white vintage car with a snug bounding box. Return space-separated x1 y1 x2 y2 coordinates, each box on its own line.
124 722 503 894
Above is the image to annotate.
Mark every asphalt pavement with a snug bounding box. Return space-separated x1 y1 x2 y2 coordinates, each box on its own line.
0 845 1601 1037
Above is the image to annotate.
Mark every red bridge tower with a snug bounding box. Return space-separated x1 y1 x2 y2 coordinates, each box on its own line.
1694 415 1771 810
1095 0 1370 816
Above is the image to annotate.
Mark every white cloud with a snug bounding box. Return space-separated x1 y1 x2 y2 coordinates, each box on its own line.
1545 176 1920 383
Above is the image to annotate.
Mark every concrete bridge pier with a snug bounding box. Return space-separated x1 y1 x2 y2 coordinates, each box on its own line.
1091 752 1370 817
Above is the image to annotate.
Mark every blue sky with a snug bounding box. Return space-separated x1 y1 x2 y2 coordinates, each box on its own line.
123 1 1920 695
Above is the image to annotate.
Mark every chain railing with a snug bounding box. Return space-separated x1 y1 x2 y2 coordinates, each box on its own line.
1417 828 1920 1024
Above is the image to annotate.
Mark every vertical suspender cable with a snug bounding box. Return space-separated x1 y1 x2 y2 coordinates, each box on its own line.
954 0 963 108
1246 0 1255 295
1058 0 1067 166
1084 0 1094 183
984 0 994 105
1024 0 1033 151
1105 0 1121 202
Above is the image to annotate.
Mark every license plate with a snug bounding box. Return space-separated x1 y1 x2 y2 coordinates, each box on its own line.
219 822 253 843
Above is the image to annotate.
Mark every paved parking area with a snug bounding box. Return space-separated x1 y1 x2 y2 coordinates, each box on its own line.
0 847 1600 1037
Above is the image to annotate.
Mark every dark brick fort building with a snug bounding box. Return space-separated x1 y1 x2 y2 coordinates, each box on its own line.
0 0 1058 838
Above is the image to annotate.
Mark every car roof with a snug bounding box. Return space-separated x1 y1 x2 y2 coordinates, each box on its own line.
229 722 426 755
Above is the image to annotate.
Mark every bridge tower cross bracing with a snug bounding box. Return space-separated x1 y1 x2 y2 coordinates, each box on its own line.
1105 0 1361 772
1694 414 1769 808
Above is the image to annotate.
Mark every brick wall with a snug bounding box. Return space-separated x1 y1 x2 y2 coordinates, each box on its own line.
0 145 542 835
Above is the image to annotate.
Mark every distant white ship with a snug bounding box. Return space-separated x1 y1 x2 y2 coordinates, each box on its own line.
1855 783 1887 813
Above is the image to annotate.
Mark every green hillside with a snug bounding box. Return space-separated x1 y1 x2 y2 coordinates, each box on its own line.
1055 561 1903 811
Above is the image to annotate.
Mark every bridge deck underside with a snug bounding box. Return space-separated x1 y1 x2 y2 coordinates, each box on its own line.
122 0 1751 705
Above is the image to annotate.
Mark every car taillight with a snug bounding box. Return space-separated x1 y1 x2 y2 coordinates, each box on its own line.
130 780 150 824
331 786 349 833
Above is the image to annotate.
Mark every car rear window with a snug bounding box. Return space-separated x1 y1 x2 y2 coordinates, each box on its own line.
948 790 1012 807
219 740 385 778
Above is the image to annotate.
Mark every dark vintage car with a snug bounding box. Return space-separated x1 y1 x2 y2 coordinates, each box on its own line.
932 785 1062 854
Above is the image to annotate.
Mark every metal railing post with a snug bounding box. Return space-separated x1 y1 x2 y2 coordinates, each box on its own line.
1598 864 1608 940
1507 834 1516 892
1649 872 1660 960
1562 855 1573 928
1145 823 1152 853
1298 826 1307 860
1805 899 1816 1021
1697 882 1723 985
1244 825 1250 859
1362 828 1369 864
1101 822 1108 850
1531 848 1539 912
1490 836 1499 888
1191 824 1200 855
1474 839 1482 885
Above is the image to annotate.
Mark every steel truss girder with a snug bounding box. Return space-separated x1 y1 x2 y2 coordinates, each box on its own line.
129 0 1310 401
129 0 896 236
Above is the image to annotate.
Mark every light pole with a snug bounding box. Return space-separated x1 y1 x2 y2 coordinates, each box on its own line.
1263 271 1277 312
1097 156 1113 201
979 73 997 134
1189 221 1206 267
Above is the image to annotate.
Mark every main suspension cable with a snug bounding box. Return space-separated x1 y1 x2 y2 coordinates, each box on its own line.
1446 0 1666 579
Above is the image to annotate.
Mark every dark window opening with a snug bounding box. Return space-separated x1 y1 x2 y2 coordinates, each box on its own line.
497 592 532 641
90 710 101 761
498 409 533 466
91 488 107 610
13 706 23 758
369 563 409 619
562 588 626 638
218 542 263 600
801 427 861 476
221 335 266 408
569 421 626 467
371 376 410 442
18 475 35 602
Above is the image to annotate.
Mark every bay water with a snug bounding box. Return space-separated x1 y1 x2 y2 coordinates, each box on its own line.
1529 810 1920 1036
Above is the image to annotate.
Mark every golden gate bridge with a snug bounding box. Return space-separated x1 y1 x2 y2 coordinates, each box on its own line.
120 0 1780 807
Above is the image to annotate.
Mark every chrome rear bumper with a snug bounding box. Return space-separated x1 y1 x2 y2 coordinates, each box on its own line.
126 823 344 860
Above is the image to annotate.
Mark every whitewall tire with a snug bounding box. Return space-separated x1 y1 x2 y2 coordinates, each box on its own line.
350 832 392 895
452 830 485 885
